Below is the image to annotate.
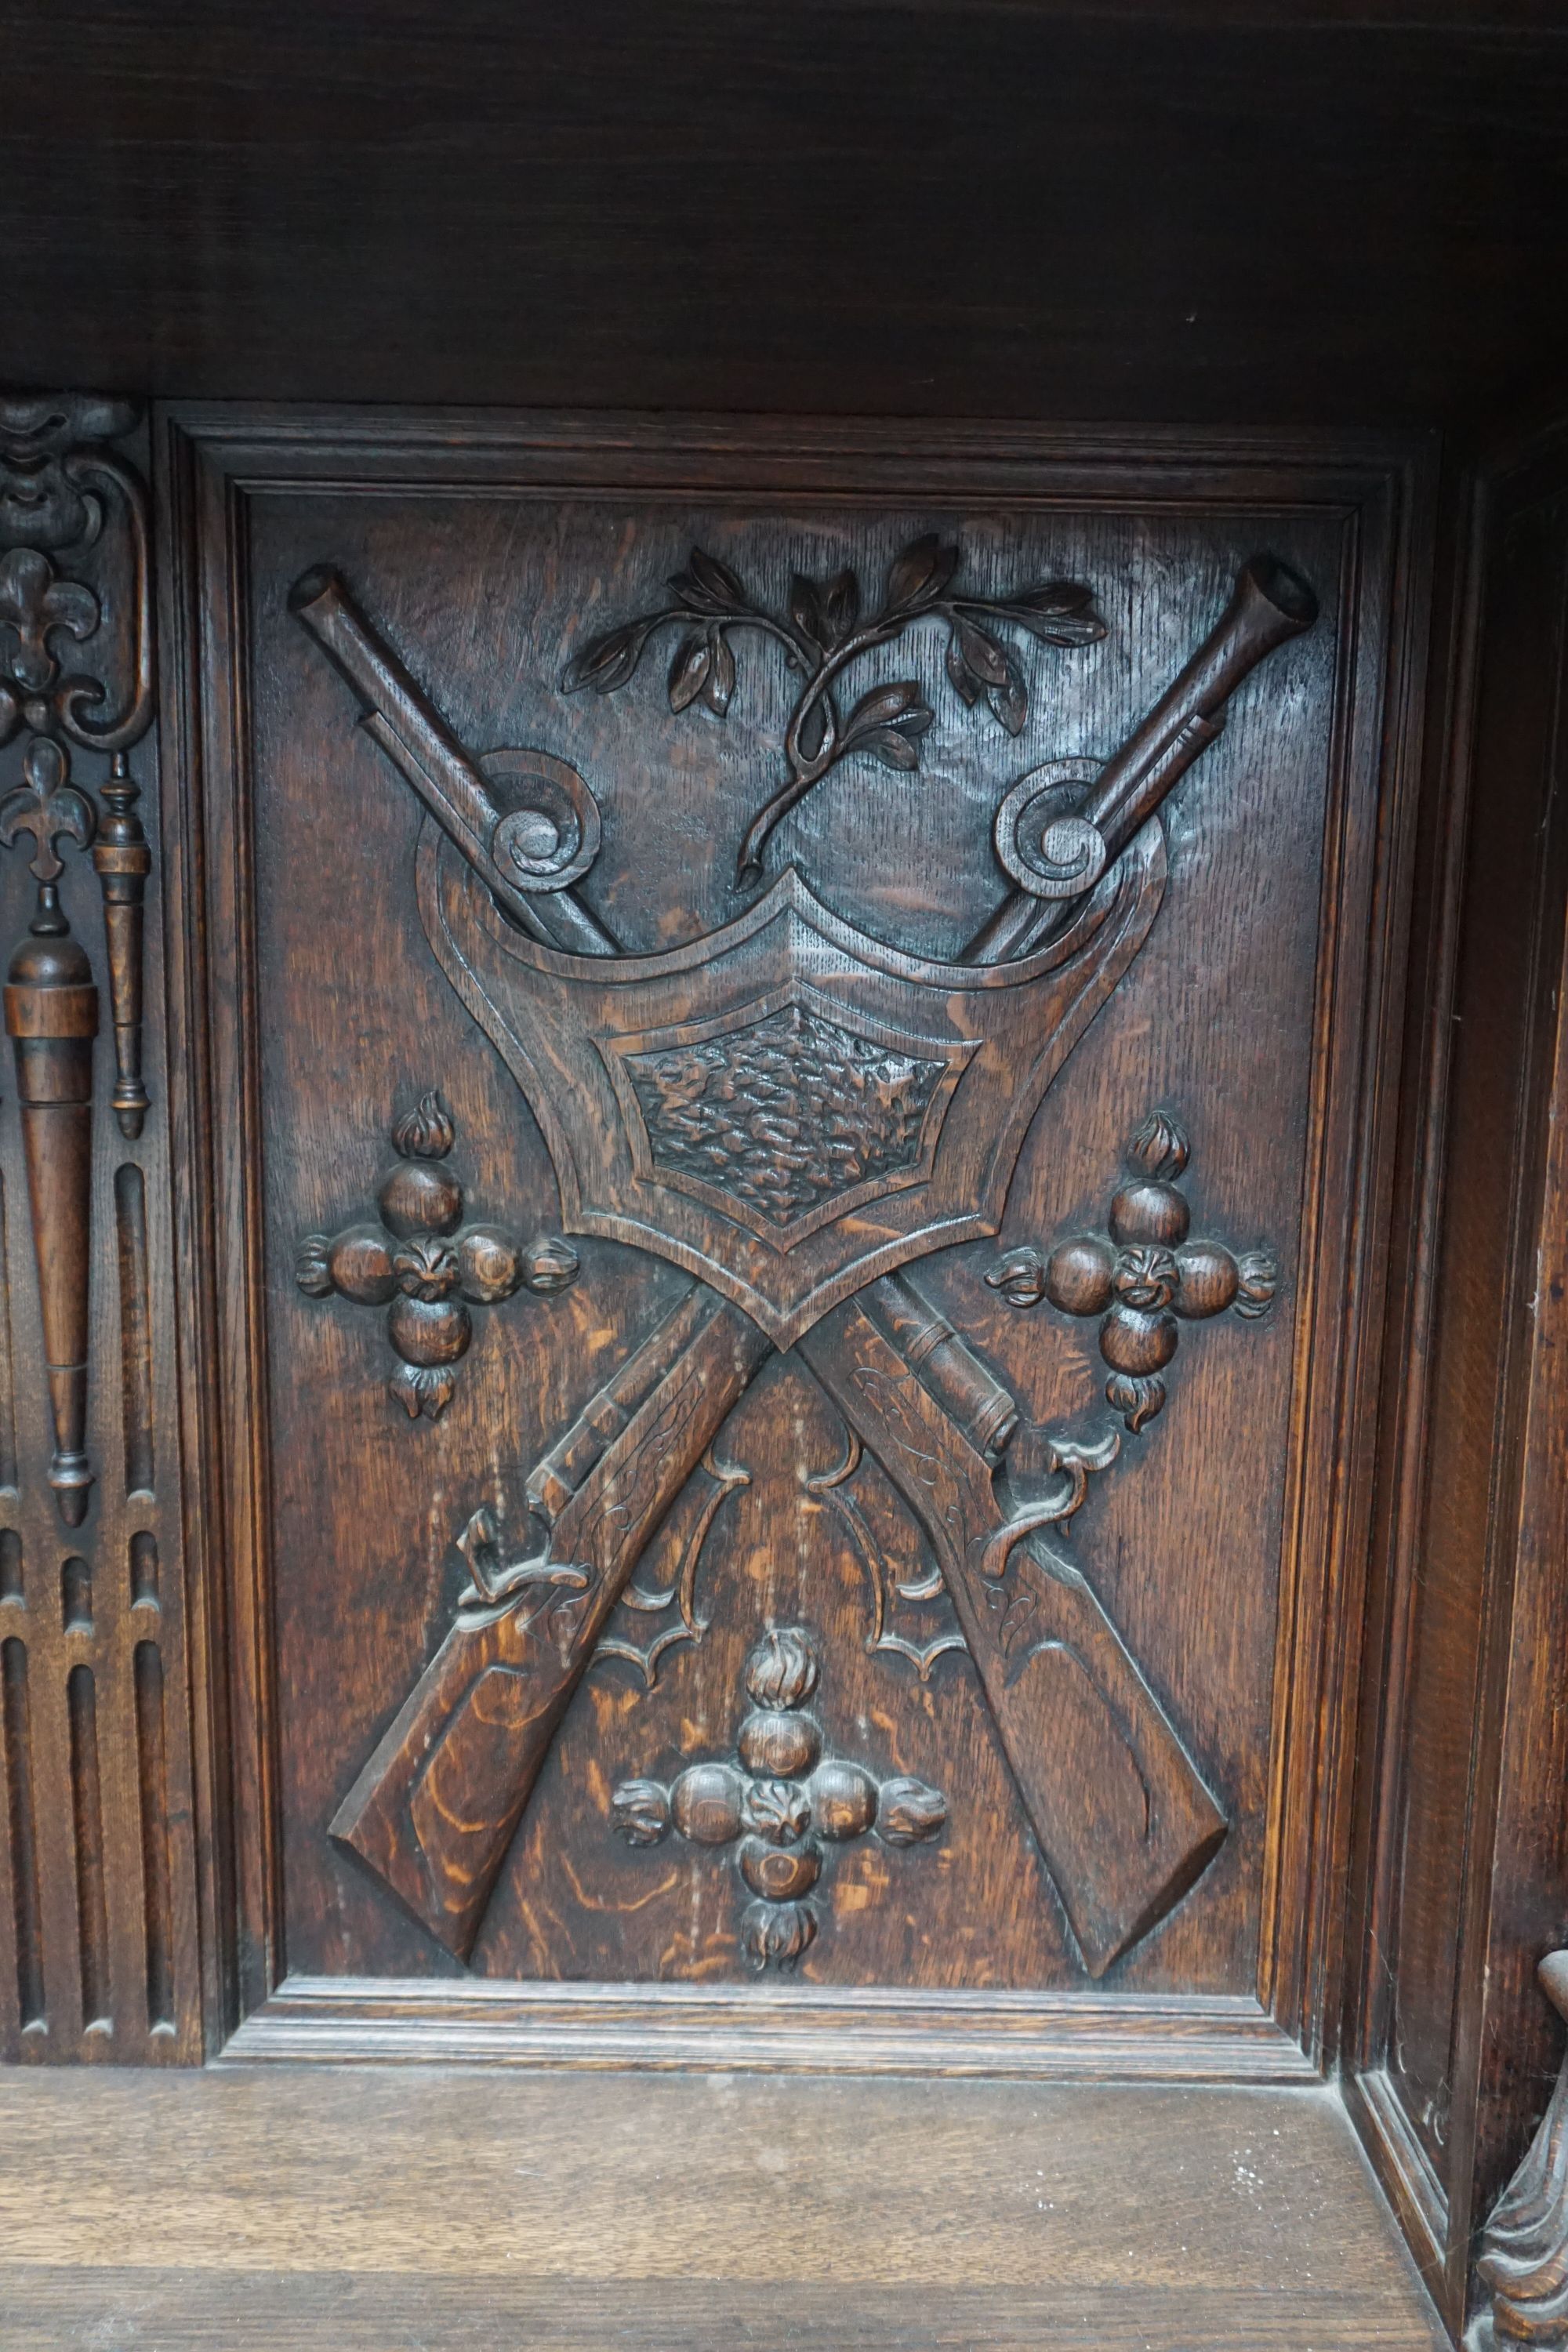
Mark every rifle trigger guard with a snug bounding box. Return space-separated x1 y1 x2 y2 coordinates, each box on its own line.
994 757 1109 902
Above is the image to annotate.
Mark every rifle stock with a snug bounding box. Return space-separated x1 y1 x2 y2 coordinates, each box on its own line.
802 1290 1225 1976
332 1287 768 1957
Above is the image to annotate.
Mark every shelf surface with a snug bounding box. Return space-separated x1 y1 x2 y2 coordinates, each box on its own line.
0 2067 1446 2348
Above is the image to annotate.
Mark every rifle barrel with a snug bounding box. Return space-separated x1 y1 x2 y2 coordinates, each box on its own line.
965 555 1316 964
290 567 616 958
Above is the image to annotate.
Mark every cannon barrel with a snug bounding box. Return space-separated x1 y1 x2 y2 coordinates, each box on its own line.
966 555 1317 964
289 568 616 957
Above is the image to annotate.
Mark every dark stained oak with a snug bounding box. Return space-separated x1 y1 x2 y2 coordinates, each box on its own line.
3 5 1568 439
154 412 1427 2036
0 2068 1447 2350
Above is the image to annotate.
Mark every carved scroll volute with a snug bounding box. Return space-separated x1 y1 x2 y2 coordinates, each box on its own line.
4 870 99 1526
1476 1951 1568 2346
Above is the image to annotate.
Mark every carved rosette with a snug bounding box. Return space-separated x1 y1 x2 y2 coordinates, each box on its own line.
610 1624 946 1967
989 1109 1277 1432
1475 1952 1568 2347
296 1091 580 1419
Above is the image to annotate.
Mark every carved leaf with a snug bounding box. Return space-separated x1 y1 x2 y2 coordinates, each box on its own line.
667 632 711 713
986 644 1029 737
944 626 981 708
840 680 933 771
985 582 1108 647
822 568 860 648
703 630 736 717
797 697 831 764
882 532 958 618
670 547 748 617
789 573 825 652
560 615 660 695
953 615 1011 688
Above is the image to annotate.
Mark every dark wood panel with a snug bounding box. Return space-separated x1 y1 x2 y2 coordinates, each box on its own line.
158 411 1428 2055
1345 422 1568 2340
0 2070 1446 2350
2 5 1567 432
0 398 200 2064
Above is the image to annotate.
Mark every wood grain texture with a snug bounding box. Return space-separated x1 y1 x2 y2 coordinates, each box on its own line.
155 411 1429 2049
0 2070 1446 2349
0 401 199 2065
2 5 1567 438
1342 419 1568 2340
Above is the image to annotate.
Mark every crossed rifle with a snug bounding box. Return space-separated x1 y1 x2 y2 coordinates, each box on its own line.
292 550 1314 1976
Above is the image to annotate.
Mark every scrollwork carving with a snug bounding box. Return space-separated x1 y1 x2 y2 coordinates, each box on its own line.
609 1624 946 1968
0 394 154 1140
296 1090 579 1419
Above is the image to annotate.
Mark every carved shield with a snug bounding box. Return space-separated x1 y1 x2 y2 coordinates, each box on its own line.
419 817 1166 1345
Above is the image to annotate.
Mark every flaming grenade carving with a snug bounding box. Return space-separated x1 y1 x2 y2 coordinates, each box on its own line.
294 533 1316 1974
297 1091 579 1421
612 1625 946 1969
989 1111 1278 1433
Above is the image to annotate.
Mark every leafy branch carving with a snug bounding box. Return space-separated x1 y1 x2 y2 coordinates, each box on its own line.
560 534 1105 884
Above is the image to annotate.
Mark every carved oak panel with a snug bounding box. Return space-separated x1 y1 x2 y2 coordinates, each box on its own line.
163 415 1425 2043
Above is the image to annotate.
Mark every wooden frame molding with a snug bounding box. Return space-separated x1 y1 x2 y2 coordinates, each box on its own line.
152 408 1432 2068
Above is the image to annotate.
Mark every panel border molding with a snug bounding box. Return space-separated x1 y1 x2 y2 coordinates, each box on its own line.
153 406 1435 2067
226 1975 1318 2082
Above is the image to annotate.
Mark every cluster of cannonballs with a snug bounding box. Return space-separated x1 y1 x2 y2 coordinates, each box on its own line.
611 1625 946 1969
296 1090 579 1419
989 1110 1276 1432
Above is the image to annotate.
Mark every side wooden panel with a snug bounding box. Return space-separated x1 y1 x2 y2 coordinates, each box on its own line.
0 397 200 2063
1345 419 1568 2339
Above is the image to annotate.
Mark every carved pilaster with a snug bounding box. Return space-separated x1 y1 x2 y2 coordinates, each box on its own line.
0 394 157 1526
1475 1953 1568 2346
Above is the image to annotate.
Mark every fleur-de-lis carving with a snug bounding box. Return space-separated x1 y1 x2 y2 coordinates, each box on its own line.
0 737 96 884
0 545 100 721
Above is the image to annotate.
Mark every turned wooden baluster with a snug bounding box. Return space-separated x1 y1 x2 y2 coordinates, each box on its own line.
0 739 99 1526
91 752 151 1140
